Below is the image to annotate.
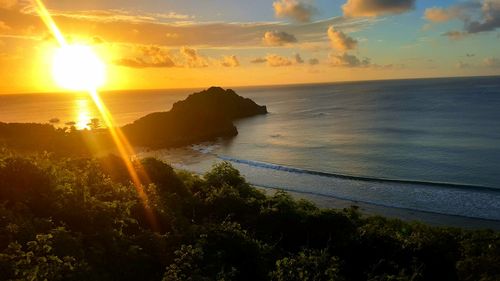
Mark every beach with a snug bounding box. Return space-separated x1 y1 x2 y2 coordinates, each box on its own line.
137 143 500 230
259 187 500 230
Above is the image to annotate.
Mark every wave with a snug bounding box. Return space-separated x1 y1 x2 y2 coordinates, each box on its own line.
217 155 499 193
253 183 500 222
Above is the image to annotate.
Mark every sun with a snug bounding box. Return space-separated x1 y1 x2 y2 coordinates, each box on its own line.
52 44 107 91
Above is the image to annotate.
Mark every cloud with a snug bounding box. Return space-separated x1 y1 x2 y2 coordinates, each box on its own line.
426 1 500 37
250 54 306 67
329 53 371 67
327 26 358 51
424 6 466 23
250 57 267 64
442 31 466 40
266 54 293 67
221 55 240 67
466 0 500 33
114 45 176 68
20 5 193 24
308 58 319 65
0 0 17 10
273 0 315 22
263 31 298 46
484 57 500 68
114 45 240 68
294 53 304 63
180 47 208 68
342 0 416 17
0 5 376 49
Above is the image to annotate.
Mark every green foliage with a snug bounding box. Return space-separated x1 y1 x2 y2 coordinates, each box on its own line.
0 151 499 281
0 232 86 281
271 249 343 281
163 244 206 281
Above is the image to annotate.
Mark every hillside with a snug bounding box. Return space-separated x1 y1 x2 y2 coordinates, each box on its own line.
0 152 499 281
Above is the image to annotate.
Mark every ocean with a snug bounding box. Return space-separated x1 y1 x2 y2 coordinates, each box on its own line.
2 76 500 220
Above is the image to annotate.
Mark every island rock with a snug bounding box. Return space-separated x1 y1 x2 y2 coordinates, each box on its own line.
122 87 267 148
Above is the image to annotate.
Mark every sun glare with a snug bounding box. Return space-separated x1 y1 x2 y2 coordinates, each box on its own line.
52 44 106 91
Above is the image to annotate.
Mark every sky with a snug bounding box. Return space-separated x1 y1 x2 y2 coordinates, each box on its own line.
0 0 499 93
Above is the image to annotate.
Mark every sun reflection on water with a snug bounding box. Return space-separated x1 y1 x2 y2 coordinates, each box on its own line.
74 98 92 130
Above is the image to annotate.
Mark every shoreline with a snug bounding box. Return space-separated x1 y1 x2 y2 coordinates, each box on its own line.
256 186 500 231
137 146 500 231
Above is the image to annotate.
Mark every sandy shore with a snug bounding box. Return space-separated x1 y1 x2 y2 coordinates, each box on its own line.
257 186 500 231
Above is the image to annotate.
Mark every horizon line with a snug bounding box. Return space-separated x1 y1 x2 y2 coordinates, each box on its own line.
3 74 500 96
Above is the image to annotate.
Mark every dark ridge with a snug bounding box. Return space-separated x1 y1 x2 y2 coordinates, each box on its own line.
0 87 267 153
170 87 267 119
122 87 267 148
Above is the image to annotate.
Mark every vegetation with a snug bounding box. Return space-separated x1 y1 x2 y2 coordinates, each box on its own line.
0 122 112 155
0 150 499 281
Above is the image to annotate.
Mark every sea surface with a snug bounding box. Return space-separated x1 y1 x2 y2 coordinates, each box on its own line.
2 76 500 220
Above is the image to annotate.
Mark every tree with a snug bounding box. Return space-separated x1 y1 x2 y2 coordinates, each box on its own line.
88 118 101 130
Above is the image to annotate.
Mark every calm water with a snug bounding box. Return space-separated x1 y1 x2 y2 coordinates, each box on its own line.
231 76 500 189
2 76 500 219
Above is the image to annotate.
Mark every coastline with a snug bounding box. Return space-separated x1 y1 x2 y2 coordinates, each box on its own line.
257 186 500 231
136 145 500 231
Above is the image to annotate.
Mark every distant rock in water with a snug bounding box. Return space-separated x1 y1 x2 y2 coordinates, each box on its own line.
122 87 267 148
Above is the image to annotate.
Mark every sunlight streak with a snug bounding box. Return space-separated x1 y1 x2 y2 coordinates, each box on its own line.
33 0 159 231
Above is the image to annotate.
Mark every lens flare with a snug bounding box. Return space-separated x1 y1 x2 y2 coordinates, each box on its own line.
52 45 106 91
33 0 159 231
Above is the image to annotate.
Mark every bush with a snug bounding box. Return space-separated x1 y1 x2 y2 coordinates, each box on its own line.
0 152 498 281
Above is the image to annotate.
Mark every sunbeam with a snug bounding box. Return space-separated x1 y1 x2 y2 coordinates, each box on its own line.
33 0 159 231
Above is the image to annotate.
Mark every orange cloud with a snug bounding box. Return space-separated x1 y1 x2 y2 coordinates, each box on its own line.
294 53 304 64
0 4 372 50
327 26 357 51
342 0 415 17
424 7 462 23
19 4 192 24
115 45 176 68
180 47 208 68
329 53 370 67
263 30 297 46
221 55 240 67
267 54 293 67
261 53 305 67
273 0 315 22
